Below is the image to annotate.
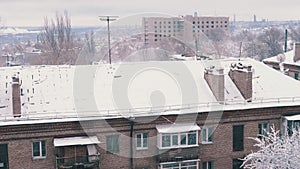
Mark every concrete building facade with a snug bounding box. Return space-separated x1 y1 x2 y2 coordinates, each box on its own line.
142 14 229 45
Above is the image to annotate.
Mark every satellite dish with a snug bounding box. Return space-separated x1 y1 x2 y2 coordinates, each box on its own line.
276 53 286 63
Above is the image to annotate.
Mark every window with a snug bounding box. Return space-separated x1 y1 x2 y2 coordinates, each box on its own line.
160 131 198 148
295 72 299 80
258 123 269 138
161 160 198 169
32 141 46 158
136 133 148 150
202 127 213 143
233 125 244 151
202 161 214 169
106 135 120 154
232 158 243 169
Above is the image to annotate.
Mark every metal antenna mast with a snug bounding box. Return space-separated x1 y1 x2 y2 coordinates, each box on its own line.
99 16 118 64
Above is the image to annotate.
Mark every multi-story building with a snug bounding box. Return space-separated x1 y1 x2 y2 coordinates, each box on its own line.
263 43 300 81
142 14 229 45
0 58 300 169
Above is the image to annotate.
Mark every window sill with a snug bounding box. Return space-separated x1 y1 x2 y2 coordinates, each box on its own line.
201 141 213 145
32 156 46 160
136 147 148 151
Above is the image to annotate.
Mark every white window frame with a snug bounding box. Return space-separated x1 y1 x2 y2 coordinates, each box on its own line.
158 131 198 149
201 127 214 144
136 133 148 150
160 159 199 169
258 123 270 137
202 161 214 169
32 140 46 159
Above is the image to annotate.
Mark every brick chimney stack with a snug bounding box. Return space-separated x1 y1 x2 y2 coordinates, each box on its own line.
12 76 21 118
228 62 253 101
204 67 225 102
293 42 300 62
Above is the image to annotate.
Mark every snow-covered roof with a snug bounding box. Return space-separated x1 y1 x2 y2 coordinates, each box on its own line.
156 123 200 133
263 50 300 66
1 58 300 125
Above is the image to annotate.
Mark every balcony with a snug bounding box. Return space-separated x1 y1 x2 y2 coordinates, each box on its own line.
56 154 100 169
157 146 199 163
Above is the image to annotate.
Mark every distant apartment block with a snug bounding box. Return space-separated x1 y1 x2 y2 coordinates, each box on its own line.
142 14 229 44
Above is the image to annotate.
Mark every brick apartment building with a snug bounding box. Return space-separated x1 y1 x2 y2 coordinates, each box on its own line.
0 58 300 169
263 43 300 81
142 13 229 45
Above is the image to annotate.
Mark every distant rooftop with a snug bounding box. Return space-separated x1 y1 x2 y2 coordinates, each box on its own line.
1 58 300 126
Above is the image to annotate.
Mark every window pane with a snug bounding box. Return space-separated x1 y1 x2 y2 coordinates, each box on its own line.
33 142 40 156
202 128 207 142
143 133 148 148
180 134 186 145
208 128 213 142
106 135 120 153
172 135 178 146
113 135 120 153
137 134 142 148
208 161 214 169
258 123 262 135
41 141 46 156
162 135 171 147
188 132 196 145
202 162 207 169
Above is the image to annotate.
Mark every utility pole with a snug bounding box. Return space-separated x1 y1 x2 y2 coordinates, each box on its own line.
99 16 118 64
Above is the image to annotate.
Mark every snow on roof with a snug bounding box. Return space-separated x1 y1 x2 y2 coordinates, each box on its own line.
156 123 200 133
1 58 300 125
263 50 300 66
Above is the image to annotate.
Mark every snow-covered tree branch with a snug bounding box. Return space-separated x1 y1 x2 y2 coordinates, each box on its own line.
242 126 300 169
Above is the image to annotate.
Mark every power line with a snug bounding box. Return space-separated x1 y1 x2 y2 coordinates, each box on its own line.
99 16 118 64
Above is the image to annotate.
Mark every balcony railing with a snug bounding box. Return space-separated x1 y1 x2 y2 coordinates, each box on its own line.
157 146 199 163
56 154 100 169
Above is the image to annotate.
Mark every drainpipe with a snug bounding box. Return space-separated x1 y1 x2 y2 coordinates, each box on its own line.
129 118 135 169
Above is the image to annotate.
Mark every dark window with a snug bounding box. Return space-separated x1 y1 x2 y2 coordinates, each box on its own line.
258 123 269 138
106 135 120 153
202 161 214 169
233 125 244 151
295 72 299 80
188 131 197 145
232 158 243 169
32 141 46 158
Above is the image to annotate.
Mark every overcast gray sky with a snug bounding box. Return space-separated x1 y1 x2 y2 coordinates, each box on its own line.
1 0 300 26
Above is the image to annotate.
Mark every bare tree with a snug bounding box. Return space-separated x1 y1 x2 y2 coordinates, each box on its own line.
39 11 77 65
290 26 300 42
258 28 284 59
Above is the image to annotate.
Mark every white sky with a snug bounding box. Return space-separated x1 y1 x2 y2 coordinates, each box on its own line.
0 0 300 27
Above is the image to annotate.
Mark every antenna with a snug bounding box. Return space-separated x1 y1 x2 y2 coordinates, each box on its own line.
99 16 119 64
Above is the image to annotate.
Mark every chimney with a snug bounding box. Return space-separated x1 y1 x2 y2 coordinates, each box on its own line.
294 42 300 62
12 76 21 117
228 62 253 101
204 67 225 102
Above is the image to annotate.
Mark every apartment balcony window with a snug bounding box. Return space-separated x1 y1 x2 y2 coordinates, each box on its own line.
159 159 199 169
156 123 200 149
54 136 100 169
